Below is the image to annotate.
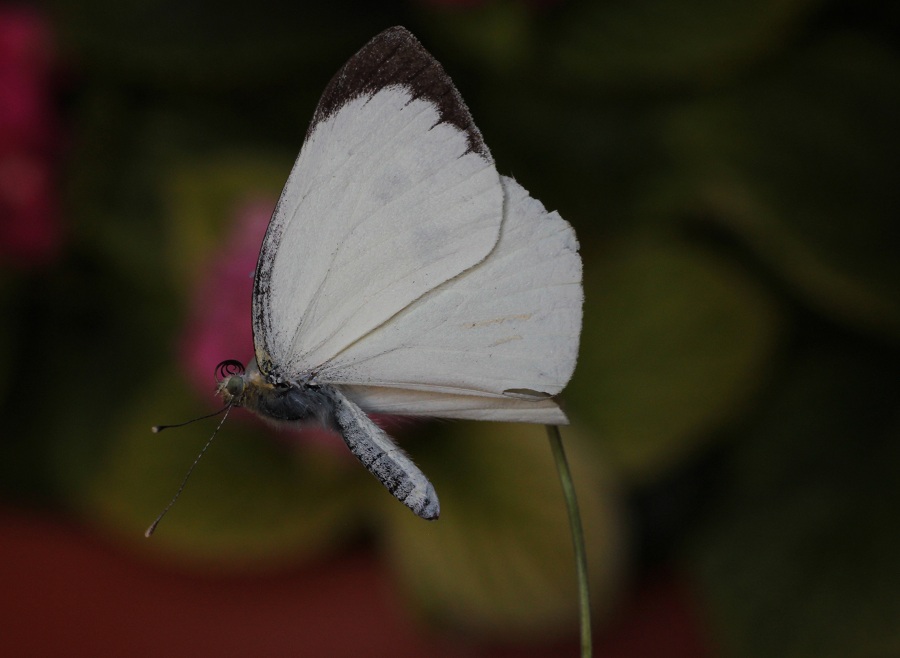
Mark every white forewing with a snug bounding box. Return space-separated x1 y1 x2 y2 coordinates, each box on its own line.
318 176 582 424
256 86 502 378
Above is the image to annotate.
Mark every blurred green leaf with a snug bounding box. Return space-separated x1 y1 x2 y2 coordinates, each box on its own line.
685 338 900 658
380 421 624 639
69 370 363 570
569 238 780 482
554 0 820 91
660 35 900 340
64 84 301 309
163 155 288 287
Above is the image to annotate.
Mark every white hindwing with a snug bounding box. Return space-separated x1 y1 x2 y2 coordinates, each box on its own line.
323 176 583 424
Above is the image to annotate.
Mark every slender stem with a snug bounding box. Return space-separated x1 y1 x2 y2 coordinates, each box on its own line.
546 424 593 658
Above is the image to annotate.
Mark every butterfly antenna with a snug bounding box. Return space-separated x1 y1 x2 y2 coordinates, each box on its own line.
151 405 229 433
145 403 235 538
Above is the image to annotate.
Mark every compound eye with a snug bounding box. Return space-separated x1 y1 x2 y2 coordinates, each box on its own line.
225 376 244 397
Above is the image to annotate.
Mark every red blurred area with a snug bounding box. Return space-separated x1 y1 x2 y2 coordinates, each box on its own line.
1 507 449 658
0 507 714 657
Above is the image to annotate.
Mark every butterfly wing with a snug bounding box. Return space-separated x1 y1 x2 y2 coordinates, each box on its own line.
253 27 504 381
320 176 583 425
254 27 582 425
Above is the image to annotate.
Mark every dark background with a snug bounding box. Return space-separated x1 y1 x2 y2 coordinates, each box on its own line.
2 1 898 656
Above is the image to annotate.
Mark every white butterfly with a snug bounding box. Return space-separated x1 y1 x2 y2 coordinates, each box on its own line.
211 27 582 521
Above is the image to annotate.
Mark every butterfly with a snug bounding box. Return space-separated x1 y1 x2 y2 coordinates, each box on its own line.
153 27 582 532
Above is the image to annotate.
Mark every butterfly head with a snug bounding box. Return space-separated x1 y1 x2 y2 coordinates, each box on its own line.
215 359 248 406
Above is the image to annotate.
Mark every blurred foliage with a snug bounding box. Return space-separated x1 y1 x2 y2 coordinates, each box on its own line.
1 0 898 654
686 333 900 658
78 369 366 569
382 422 622 640
571 238 780 480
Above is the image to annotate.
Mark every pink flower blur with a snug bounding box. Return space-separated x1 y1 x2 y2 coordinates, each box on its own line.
180 198 272 398
0 7 61 267
179 199 354 453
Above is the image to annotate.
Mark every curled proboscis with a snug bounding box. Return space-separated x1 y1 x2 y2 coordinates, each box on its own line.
215 359 245 381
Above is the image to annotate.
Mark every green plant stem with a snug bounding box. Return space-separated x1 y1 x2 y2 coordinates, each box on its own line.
546 424 593 658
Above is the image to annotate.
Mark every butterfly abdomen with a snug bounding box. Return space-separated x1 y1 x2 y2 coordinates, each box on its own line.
237 374 440 519
328 388 440 520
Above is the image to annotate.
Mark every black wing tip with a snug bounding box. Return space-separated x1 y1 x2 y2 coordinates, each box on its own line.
376 25 417 43
309 26 490 161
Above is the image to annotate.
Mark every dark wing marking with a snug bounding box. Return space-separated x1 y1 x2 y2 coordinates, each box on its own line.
309 26 489 160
